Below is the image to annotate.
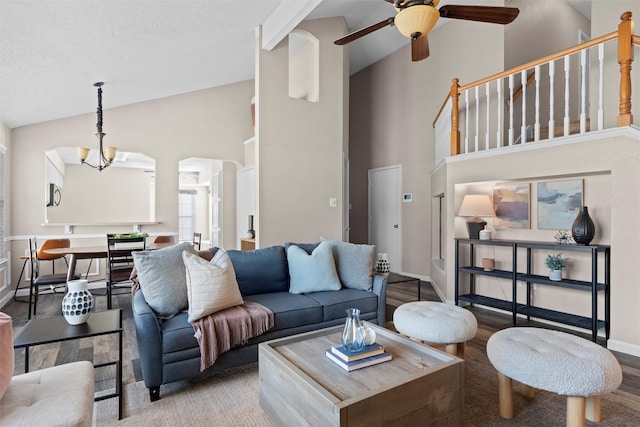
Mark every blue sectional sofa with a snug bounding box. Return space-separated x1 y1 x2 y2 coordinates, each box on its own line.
132 242 387 401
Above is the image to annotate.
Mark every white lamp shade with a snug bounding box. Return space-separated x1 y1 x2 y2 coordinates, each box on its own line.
458 195 495 217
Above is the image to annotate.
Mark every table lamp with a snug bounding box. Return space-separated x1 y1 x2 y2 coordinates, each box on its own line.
458 194 495 239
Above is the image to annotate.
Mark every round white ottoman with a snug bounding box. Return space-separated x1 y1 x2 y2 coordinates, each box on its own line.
487 327 622 427
393 301 478 359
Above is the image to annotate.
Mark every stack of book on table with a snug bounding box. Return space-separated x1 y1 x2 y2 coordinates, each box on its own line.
325 343 392 371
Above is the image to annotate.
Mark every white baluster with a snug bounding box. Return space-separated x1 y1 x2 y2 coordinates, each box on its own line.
485 82 490 150
564 55 570 136
497 77 503 146
475 86 479 152
549 60 555 139
598 43 604 130
465 89 470 154
509 74 514 146
580 49 587 133
535 65 541 141
521 70 527 143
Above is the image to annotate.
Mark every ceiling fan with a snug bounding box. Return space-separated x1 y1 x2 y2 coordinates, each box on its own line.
334 0 519 62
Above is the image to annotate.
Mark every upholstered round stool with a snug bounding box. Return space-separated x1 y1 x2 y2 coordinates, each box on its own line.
393 301 477 358
487 327 622 427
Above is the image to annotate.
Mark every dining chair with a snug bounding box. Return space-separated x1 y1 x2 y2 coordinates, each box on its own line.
27 238 78 319
106 234 146 309
153 235 175 244
192 232 202 251
36 238 71 275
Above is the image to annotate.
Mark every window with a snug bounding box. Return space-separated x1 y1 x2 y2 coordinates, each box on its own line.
178 191 196 242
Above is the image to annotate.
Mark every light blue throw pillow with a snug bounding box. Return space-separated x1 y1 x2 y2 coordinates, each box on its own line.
321 238 374 291
133 242 196 318
287 241 342 294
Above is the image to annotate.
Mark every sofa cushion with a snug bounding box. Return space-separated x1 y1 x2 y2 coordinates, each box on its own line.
133 242 196 319
161 312 199 354
287 242 342 294
0 312 13 400
227 246 288 296
284 242 320 255
321 239 375 291
244 292 323 330
306 289 378 322
182 249 243 323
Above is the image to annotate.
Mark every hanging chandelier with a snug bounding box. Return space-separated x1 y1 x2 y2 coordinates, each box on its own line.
77 82 117 171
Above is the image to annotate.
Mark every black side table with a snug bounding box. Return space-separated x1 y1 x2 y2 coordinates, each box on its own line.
13 309 124 419
387 273 423 301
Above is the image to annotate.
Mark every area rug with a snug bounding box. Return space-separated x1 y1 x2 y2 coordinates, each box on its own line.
95 338 640 426
94 363 275 427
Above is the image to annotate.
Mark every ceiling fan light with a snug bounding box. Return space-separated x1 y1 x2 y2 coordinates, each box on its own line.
395 5 439 39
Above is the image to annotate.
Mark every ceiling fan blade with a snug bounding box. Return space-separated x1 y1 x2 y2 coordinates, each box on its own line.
334 17 395 45
411 35 429 62
439 5 519 25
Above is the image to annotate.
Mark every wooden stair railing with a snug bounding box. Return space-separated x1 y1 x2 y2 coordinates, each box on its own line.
434 11 636 157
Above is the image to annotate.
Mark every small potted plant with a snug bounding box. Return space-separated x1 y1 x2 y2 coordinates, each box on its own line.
545 253 566 281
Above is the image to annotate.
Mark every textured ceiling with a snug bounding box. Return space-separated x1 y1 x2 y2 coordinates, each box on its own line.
0 0 590 129
0 0 408 129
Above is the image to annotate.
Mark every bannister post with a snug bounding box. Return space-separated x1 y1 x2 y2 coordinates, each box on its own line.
450 78 460 156
618 11 634 126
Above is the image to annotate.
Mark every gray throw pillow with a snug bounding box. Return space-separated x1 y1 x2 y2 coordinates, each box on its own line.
287 241 342 294
321 238 374 291
133 242 196 318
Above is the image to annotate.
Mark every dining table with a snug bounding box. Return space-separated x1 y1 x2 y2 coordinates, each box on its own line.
43 242 173 282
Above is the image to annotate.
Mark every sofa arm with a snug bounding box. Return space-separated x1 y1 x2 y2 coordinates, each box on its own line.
372 274 387 326
132 290 163 390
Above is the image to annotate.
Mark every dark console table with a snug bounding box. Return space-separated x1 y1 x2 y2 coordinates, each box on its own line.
454 238 610 342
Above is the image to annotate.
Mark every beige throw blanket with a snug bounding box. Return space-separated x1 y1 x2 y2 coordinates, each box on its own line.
191 301 274 371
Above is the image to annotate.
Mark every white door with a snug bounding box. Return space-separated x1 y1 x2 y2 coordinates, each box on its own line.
368 165 401 273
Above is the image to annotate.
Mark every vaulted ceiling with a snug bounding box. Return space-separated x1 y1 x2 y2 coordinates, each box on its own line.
0 0 590 129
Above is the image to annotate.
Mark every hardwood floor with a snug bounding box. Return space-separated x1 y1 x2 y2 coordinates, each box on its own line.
4 277 639 399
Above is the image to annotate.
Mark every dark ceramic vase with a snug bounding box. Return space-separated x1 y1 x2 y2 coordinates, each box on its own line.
571 206 595 245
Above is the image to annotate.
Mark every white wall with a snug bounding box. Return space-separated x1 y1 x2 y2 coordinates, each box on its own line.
442 132 640 353
5 81 255 298
46 165 151 223
255 17 349 247
349 1 506 275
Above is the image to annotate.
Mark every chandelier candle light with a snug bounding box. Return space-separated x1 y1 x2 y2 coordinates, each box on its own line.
77 82 117 171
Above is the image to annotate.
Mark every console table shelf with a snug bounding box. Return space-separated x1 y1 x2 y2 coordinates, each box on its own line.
454 238 610 342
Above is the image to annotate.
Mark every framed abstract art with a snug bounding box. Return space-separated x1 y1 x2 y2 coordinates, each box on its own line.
537 179 583 229
493 183 530 229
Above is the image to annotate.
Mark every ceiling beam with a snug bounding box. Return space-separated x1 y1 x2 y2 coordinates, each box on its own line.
261 0 323 51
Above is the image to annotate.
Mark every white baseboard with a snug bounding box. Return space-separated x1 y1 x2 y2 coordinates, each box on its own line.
607 339 640 357
0 292 14 310
445 301 640 357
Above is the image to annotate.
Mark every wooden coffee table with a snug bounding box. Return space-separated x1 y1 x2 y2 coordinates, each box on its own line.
258 323 464 426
